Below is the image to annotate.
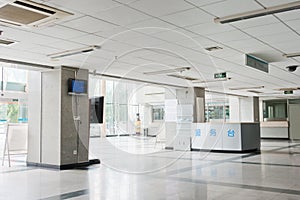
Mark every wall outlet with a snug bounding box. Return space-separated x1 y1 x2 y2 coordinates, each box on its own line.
73 150 77 155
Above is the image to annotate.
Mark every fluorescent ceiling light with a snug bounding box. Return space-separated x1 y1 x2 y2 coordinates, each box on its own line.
0 38 17 45
167 74 198 81
277 87 300 91
214 1 300 24
229 86 264 90
143 67 190 75
47 45 101 59
192 77 231 83
0 57 54 70
283 52 300 58
247 90 263 94
205 46 223 51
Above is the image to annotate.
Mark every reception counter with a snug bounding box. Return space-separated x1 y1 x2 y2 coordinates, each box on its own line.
191 122 260 152
260 121 289 139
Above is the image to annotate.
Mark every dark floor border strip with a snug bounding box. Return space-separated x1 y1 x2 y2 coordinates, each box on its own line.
266 144 300 152
191 148 260 153
261 137 289 140
27 159 100 170
260 151 300 155
40 189 89 200
168 176 300 196
230 161 300 168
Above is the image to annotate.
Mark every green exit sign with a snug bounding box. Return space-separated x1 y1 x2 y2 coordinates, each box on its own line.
214 72 227 79
284 90 293 94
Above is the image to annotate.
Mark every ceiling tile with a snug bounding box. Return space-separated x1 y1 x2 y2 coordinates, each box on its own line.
152 29 198 43
48 0 119 13
96 5 150 26
276 9 300 21
208 30 251 43
202 0 262 17
35 25 85 40
286 19 300 31
129 0 193 16
44 40 86 51
272 40 300 53
232 15 279 29
94 26 128 38
223 38 271 53
184 0 228 7
100 40 136 56
257 31 299 45
123 35 165 48
244 23 291 37
126 18 176 34
161 8 213 27
61 16 118 33
69 34 106 46
109 30 147 43
257 0 297 7
1 26 60 45
187 22 235 35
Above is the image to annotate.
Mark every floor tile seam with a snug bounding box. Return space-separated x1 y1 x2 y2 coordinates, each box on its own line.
165 152 260 176
229 161 300 168
39 189 89 200
166 176 300 196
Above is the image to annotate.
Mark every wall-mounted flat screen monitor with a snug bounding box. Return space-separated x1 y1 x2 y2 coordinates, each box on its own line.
68 78 87 94
90 96 104 124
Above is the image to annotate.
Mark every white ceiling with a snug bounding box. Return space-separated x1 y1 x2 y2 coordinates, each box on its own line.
0 0 299 97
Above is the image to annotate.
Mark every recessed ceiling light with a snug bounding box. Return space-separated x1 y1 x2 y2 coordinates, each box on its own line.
168 74 198 81
283 52 300 58
277 87 300 91
229 86 264 90
247 90 263 94
143 67 190 75
47 45 101 59
193 77 231 83
0 38 16 45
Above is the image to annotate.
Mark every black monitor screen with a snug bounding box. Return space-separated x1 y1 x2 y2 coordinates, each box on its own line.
68 79 87 94
90 96 104 124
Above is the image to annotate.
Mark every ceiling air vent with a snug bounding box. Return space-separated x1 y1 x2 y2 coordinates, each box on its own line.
0 0 73 27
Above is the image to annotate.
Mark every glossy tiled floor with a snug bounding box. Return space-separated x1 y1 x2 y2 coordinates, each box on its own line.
1 135 300 200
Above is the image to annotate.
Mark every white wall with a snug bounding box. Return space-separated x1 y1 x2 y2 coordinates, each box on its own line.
41 70 61 165
229 97 240 122
228 96 257 122
27 71 41 163
240 97 254 122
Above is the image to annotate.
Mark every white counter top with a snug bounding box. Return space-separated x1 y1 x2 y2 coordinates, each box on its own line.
260 121 288 128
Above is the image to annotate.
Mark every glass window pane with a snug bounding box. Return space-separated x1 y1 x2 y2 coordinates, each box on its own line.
105 80 114 103
89 76 101 97
152 106 164 121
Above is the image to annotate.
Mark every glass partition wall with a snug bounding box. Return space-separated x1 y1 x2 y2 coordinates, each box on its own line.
0 64 28 134
89 77 141 136
263 99 288 121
